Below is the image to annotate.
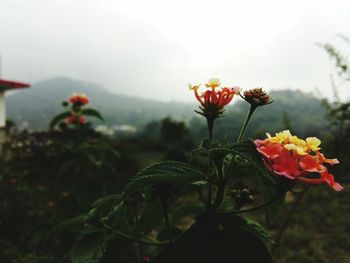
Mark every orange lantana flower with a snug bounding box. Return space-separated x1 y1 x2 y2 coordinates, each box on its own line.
189 78 240 119
255 130 343 191
69 93 89 105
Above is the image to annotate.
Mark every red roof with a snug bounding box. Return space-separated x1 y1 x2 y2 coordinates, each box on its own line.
0 79 31 91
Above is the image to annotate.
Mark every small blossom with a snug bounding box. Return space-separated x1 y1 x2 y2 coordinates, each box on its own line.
66 114 86 125
69 93 89 105
190 78 240 119
142 256 151 262
66 115 74 124
78 115 86 124
255 130 343 191
242 87 272 107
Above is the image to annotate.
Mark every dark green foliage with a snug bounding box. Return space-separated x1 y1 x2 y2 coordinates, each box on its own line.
0 110 120 261
81 108 105 122
154 213 273 263
123 161 207 197
50 110 72 129
132 200 164 237
160 117 189 144
71 228 108 263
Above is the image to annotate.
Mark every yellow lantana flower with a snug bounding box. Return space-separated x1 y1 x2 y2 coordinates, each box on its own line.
306 137 321 151
267 130 292 143
284 143 307 155
265 130 322 156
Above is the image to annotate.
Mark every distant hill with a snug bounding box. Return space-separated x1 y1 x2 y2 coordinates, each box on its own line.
7 77 329 138
210 89 328 141
7 77 194 130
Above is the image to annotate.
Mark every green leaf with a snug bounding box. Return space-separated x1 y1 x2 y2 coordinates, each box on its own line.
71 228 108 263
91 194 122 218
50 110 72 129
53 214 87 232
237 218 275 244
132 199 164 237
209 144 275 185
92 194 121 209
104 147 121 160
123 161 206 198
104 200 125 228
44 215 88 246
81 108 104 121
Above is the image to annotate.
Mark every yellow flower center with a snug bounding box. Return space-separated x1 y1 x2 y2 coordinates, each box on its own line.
205 78 221 89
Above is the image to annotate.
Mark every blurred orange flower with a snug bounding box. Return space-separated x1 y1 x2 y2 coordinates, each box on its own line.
66 114 86 125
69 93 89 105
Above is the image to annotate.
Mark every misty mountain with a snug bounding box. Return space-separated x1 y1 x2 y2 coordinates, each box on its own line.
7 77 195 130
7 77 328 138
211 89 328 140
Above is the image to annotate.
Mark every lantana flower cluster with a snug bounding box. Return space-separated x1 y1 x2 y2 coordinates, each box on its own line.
255 130 343 191
65 93 89 125
189 78 240 119
69 93 89 105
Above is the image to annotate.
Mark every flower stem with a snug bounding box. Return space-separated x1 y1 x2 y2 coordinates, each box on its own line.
210 161 225 211
224 190 285 215
237 105 257 142
206 117 215 209
133 203 144 261
111 229 167 246
161 197 172 244
207 117 214 140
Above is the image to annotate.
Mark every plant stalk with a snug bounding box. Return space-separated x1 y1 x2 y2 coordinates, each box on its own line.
237 105 257 142
224 190 286 215
161 197 172 244
133 203 144 262
206 117 215 209
211 164 225 211
207 117 214 141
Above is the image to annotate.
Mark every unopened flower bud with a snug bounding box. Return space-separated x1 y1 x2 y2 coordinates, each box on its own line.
242 87 272 107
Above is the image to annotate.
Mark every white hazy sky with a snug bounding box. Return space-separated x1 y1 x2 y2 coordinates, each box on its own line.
1 0 350 101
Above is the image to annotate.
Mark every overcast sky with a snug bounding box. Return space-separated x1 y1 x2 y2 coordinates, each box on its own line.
1 0 350 101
